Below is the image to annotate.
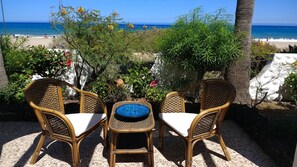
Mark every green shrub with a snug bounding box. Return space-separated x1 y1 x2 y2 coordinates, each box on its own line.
251 41 279 78
1 36 68 104
0 35 27 56
0 82 27 104
89 77 130 103
122 63 154 99
284 62 297 102
5 46 67 78
128 28 167 53
145 86 168 103
157 8 242 80
51 6 133 86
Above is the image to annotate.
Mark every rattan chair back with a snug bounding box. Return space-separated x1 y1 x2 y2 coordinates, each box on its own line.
200 79 236 125
200 79 236 111
160 91 186 113
25 78 65 113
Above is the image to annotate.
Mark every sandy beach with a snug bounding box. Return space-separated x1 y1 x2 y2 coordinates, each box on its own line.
254 38 297 49
268 41 297 49
25 37 55 47
10 35 59 48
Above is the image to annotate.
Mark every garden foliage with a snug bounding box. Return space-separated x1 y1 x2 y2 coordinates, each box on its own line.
251 41 279 78
157 8 242 80
89 76 130 103
284 61 297 102
89 63 167 103
0 36 67 104
128 28 166 53
122 63 167 102
51 6 133 87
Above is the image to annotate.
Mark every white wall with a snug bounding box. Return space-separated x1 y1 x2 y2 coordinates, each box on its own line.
249 53 297 101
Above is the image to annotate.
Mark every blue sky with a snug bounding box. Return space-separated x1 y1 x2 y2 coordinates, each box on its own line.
1 0 297 25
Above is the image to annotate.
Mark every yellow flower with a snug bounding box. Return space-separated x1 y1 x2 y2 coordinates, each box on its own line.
112 11 118 17
61 8 67 16
127 23 134 29
77 6 84 13
108 24 114 30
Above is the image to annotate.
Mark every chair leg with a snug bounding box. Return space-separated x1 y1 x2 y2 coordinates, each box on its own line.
185 140 193 167
72 142 80 167
158 120 164 149
103 121 108 148
217 133 231 161
30 133 46 164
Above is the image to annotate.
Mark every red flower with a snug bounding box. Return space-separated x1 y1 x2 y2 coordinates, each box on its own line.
66 59 72 67
149 80 158 87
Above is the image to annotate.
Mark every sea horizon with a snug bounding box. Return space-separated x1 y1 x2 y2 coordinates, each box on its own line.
0 22 297 40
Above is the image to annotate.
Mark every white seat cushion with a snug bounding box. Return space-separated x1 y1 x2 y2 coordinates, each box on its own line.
66 113 106 137
159 113 197 137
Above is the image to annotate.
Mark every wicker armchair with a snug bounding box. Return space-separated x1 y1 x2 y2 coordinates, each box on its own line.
158 79 236 167
24 78 108 167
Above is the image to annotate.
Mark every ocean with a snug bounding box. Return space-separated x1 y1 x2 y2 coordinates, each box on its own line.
0 22 297 40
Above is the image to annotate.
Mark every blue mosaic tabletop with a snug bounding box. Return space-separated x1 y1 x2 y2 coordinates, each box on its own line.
115 104 150 118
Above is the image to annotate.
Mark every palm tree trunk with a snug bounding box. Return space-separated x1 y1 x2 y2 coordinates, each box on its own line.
226 0 255 105
0 47 8 88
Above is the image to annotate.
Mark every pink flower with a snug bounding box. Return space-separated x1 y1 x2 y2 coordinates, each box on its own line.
149 80 158 87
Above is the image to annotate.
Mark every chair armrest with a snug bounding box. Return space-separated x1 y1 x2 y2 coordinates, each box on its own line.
160 91 186 113
188 102 230 138
77 89 107 114
29 102 76 141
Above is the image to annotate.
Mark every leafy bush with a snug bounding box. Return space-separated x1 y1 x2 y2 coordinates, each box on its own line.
0 36 67 104
129 28 167 53
251 41 279 78
157 8 242 80
0 83 26 104
5 46 67 78
89 77 130 103
145 86 168 103
0 35 27 55
284 62 297 102
51 6 133 86
122 63 154 99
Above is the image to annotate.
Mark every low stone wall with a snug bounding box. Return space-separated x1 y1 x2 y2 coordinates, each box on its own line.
249 53 297 101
